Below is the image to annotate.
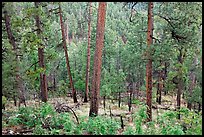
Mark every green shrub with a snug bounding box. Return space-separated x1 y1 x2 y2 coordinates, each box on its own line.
123 126 135 135
39 103 56 118
87 116 120 135
33 124 49 135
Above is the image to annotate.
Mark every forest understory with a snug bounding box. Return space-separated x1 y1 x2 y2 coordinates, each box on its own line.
2 91 202 135
2 2 202 135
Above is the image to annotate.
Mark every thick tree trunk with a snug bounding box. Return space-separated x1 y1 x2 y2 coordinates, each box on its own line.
59 3 77 103
35 2 48 103
84 2 92 103
146 2 153 122
4 6 26 107
89 2 107 117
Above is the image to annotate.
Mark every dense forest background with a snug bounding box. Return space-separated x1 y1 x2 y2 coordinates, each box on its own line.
2 2 202 135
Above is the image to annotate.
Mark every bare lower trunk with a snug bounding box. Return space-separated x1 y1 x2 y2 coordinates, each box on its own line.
89 2 107 117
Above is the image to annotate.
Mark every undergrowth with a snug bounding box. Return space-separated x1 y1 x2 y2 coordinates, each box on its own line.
2 102 202 135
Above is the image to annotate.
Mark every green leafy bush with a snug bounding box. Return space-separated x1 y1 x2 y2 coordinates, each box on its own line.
87 116 120 135
33 124 49 135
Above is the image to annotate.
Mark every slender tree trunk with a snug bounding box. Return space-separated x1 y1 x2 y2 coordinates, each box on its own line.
118 92 121 108
4 6 26 107
53 71 56 91
177 81 181 119
156 62 163 104
177 48 184 119
103 95 106 110
13 95 17 106
164 62 168 95
146 2 153 122
128 83 132 112
35 2 48 103
89 2 107 117
198 103 201 112
84 2 92 103
59 3 77 103
187 71 195 110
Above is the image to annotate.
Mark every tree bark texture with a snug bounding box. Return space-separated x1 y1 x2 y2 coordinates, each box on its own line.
59 3 78 103
35 2 48 103
4 6 26 107
84 2 92 103
89 2 107 117
146 2 153 122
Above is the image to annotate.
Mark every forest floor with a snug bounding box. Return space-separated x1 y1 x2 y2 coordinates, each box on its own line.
2 92 187 135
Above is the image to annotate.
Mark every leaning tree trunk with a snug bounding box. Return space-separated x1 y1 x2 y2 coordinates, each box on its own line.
59 3 77 103
4 5 26 107
89 2 107 117
35 2 48 103
146 2 153 122
84 2 92 103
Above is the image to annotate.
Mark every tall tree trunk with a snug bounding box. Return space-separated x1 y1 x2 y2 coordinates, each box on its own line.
35 2 48 103
84 2 92 103
4 5 26 107
89 2 107 117
146 2 153 122
59 3 77 103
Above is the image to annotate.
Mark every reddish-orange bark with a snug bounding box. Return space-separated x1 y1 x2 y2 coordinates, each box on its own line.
35 2 48 103
59 3 77 103
84 2 92 103
89 2 107 117
146 2 153 122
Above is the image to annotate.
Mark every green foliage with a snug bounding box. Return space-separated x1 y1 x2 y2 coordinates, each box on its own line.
87 116 120 135
2 96 7 108
123 126 135 135
33 124 49 135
